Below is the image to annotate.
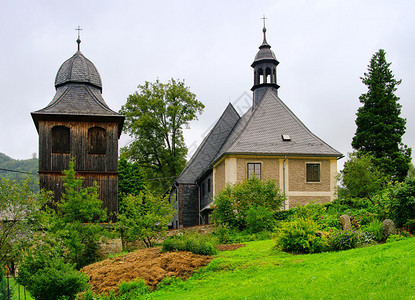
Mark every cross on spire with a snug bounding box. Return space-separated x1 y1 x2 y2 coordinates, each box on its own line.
76 25 82 51
260 15 269 46
261 15 267 29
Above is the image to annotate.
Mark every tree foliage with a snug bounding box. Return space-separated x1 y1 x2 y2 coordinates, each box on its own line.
212 177 285 230
340 151 388 200
0 177 47 267
118 156 146 205
48 159 107 269
120 78 204 192
16 246 88 300
352 49 411 181
118 189 175 248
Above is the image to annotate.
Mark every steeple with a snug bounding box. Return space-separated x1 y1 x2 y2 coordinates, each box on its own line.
251 18 279 109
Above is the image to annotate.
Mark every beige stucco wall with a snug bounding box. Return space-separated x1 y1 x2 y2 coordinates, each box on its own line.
288 159 331 192
213 155 338 207
236 157 279 184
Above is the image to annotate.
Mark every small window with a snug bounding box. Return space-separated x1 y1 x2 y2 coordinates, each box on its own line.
306 163 320 182
282 134 291 141
88 127 106 154
207 178 211 193
247 163 261 180
52 126 70 153
201 182 205 196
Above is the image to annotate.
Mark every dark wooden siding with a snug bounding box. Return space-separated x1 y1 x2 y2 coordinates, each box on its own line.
178 184 199 227
39 172 118 222
39 121 119 172
38 120 119 221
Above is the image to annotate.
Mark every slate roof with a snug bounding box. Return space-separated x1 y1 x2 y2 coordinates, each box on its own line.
176 88 342 185
32 50 124 136
217 88 343 159
55 51 102 90
176 104 240 184
252 28 278 65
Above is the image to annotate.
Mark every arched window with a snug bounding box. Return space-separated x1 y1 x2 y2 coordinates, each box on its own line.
88 127 106 154
258 68 264 84
52 126 70 153
265 67 272 83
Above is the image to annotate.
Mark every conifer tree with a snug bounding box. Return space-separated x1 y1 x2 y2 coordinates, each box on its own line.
352 49 411 181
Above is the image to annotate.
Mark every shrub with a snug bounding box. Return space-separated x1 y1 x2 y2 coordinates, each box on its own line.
213 224 234 244
386 234 410 243
329 230 359 251
162 234 217 256
360 219 384 241
212 177 285 230
404 219 415 233
318 214 342 231
246 206 276 233
374 178 415 227
117 279 150 299
118 190 175 248
275 218 327 254
16 251 88 300
358 231 377 245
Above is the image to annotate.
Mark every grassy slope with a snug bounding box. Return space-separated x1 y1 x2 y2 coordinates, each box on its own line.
147 238 415 299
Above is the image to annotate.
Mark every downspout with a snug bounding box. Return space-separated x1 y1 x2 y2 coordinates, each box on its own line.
283 155 287 210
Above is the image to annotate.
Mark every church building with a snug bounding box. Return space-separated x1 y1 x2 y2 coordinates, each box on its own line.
31 36 124 220
171 25 343 228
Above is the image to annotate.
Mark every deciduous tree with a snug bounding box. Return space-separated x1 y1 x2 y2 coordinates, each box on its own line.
340 151 388 200
120 78 204 192
118 189 175 248
352 49 411 181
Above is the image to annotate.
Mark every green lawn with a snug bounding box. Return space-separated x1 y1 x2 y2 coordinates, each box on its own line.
8 277 34 300
146 238 415 299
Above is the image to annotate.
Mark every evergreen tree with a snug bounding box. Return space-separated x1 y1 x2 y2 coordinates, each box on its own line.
352 49 411 181
118 156 146 205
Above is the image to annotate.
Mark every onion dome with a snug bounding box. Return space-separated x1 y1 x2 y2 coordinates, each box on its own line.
54 51 103 91
252 26 278 66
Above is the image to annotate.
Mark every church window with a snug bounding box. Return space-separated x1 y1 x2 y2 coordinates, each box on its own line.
306 163 320 182
247 163 261 180
52 126 70 153
88 127 106 154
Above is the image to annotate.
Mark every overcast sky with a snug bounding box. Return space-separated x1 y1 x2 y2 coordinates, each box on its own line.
1 0 414 171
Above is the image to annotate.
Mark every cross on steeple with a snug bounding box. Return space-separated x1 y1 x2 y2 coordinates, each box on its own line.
76 25 82 51
261 15 267 29
260 15 268 45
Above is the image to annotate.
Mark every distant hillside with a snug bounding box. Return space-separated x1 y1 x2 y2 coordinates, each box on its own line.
0 152 39 190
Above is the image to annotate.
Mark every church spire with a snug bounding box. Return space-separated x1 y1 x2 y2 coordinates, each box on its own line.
251 17 279 109
261 15 270 47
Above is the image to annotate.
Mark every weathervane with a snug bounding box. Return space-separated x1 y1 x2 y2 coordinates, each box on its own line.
76 25 82 51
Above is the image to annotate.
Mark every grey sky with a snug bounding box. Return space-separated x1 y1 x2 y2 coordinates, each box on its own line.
1 0 414 171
